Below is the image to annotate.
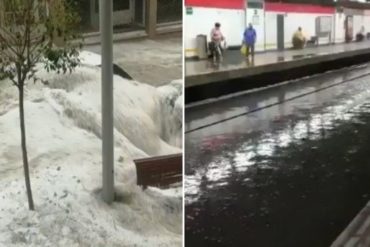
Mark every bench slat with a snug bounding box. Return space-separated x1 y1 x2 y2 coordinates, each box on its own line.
134 153 182 189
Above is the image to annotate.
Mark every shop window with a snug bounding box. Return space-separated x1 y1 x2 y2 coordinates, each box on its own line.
113 0 130 11
95 0 130 13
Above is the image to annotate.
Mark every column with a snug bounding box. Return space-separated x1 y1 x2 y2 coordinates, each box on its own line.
146 0 157 38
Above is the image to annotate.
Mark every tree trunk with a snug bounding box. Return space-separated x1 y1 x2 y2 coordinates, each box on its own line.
19 85 34 210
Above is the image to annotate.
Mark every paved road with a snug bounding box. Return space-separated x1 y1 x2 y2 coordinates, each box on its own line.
185 63 370 247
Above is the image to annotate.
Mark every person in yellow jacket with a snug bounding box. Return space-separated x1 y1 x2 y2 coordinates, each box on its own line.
292 27 306 49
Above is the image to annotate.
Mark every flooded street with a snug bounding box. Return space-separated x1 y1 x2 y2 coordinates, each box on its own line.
185 63 370 246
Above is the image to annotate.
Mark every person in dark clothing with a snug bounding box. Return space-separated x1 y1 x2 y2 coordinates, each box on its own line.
356 26 365 42
243 23 257 57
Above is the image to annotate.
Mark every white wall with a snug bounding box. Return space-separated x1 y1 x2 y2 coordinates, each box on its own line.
353 14 364 35
184 7 245 57
185 6 370 58
285 14 316 46
246 8 265 52
364 15 370 34
265 12 278 50
334 13 346 43
265 12 334 50
333 12 370 43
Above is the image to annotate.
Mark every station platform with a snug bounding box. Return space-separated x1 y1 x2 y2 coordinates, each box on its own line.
185 42 370 103
332 201 370 246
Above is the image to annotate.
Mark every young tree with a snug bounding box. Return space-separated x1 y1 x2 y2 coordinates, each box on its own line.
0 0 81 210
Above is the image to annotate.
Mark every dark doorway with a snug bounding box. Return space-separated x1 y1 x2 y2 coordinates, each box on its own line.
76 0 92 31
277 14 285 50
135 0 144 26
157 0 182 24
345 15 354 42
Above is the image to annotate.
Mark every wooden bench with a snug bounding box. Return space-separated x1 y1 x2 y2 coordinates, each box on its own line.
134 153 182 189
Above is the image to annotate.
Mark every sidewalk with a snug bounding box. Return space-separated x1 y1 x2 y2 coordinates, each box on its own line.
85 33 182 87
82 23 182 46
185 42 370 87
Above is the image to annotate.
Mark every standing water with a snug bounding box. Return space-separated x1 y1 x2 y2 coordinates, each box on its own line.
186 64 370 247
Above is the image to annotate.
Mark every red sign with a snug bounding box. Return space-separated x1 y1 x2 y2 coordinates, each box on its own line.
265 3 335 14
185 0 245 9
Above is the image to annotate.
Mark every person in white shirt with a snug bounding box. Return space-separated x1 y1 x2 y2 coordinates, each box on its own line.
210 22 225 61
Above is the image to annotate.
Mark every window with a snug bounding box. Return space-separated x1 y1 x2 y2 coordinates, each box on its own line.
113 0 130 11
95 0 130 13
3 1 24 26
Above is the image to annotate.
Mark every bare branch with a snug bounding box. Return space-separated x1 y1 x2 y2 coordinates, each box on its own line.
10 77 19 88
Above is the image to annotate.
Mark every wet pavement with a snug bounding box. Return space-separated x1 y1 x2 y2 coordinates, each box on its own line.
185 42 370 78
185 63 370 247
86 34 182 86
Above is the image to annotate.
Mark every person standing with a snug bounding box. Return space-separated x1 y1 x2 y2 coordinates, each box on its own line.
243 23 257 57
210 22 225 61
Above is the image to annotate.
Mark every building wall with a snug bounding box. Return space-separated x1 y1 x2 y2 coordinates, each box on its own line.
89 0 135 30
246 7 265 52
184 7 245 57
353 14 364 35
364 15 370 34
334 12 346 43
265 3 335 50
83 0 179 34
265 12 334 49
185 1 336 57
0 0 45 26
184 0 245 57
185 1 370 58
264 13 277 50
334 8 370 43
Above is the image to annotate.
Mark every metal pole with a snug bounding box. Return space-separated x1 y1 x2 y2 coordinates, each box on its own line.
100 0 114 203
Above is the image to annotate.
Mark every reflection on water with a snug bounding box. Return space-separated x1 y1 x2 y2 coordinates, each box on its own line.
185 72 370 246
186 96 360 206
244 57 255 67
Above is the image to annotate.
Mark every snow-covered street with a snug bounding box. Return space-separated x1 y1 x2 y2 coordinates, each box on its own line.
0 54 183 246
